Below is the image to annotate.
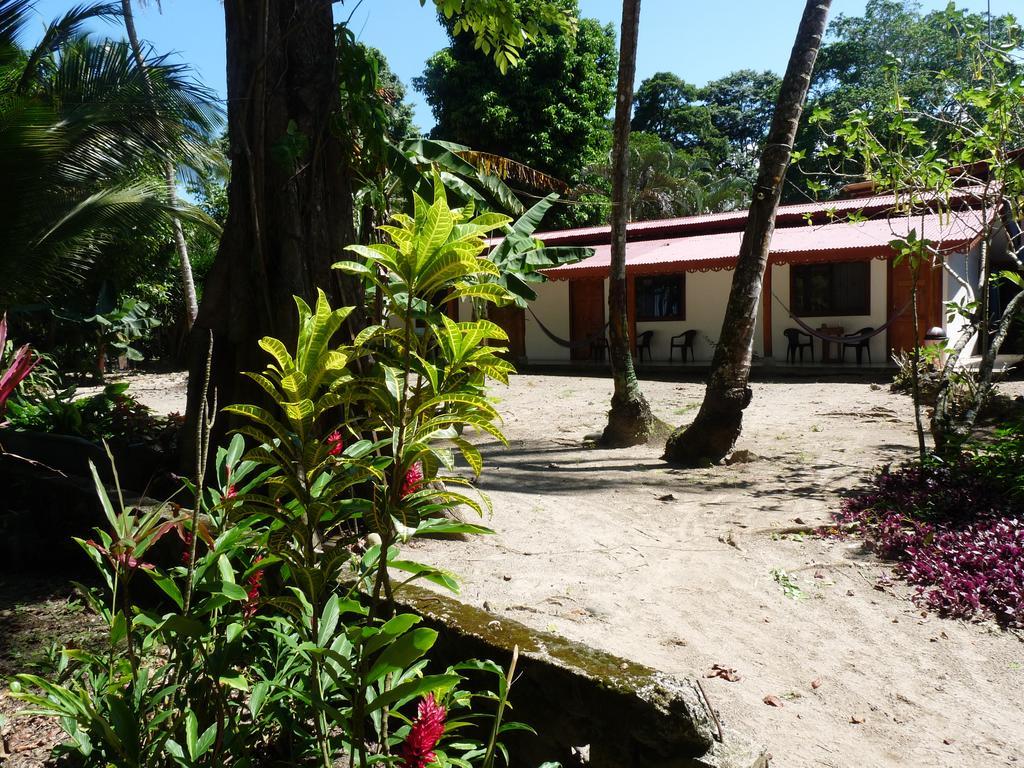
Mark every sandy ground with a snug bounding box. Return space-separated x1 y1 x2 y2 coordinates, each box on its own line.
52 372 1024 766
415 375 1024 768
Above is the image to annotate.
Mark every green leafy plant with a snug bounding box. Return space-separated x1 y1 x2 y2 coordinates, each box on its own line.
10 175 544 768
5 382 181 452
86 297 162 370
770 568 805 600
819 15 1024 456
485 194 592 306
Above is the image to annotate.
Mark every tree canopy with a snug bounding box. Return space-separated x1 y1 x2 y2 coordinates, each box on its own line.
415 0 617 227
631 72 720 155
631 69 780 175
791 0 1022 198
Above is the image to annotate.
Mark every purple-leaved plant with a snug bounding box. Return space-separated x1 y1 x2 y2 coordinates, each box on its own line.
835 431 1024 628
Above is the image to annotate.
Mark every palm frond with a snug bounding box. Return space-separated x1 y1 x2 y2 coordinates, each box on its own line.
455 149 570 194
0 5 223 307
16 1 121 92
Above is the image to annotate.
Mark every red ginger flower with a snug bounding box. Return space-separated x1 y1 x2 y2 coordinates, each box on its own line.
243 557 265 619
402 461 424 498
398 694 446 768
326 430 344 456
222 465 237 500
181 532 194 565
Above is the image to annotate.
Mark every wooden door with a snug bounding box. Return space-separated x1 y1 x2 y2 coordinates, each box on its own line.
488 304 526 363
888 260 943 354
570 279 605 361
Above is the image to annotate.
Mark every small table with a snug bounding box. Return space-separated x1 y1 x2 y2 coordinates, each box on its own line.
819 325 844 362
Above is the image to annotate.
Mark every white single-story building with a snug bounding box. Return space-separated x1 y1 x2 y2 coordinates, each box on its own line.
480 188 1021 367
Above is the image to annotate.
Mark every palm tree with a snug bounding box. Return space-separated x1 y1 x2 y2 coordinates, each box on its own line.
601 0 657 447
673 155 749 214
119 0 200 328
581 133 750 222
0 0 221 308
664 0 831 465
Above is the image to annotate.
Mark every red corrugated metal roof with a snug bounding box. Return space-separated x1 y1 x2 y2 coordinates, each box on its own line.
541 208 989 280
527 186 989 246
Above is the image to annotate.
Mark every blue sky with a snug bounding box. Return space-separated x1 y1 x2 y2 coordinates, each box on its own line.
27 0 1018 130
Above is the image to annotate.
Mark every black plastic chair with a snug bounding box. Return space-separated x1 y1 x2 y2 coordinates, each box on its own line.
590 336 608 362
669 329 697 362
841 327 874 365
636 330 654 362
784 328 814 363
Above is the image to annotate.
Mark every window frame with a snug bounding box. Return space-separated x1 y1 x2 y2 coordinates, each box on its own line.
789 260 871 318
634 273 686 322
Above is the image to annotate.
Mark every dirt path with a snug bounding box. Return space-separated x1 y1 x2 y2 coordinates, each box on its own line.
42 372 1024 766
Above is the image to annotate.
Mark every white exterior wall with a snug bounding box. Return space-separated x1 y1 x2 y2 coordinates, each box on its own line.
525 280 571 362
768 259 888 363
525 261 890 365
634 270 751 362
525 271 772 364
943 248 980 357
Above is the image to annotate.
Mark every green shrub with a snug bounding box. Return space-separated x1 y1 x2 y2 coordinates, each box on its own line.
6 382 181 453
10 178 540 768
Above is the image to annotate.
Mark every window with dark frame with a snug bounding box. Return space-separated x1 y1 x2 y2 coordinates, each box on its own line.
790 261 871 317
635 274 685 321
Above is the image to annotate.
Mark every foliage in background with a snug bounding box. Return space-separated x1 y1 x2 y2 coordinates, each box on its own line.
578 131 748 221
626 2 1021 203
336 27 417 170
791 0 1021 199
631 69 781 179
0 0 222 309
5 381 182 453
817 7 1024 454
356 137 527 242
835 423 1024 627
416 0 617 228
183 135 231 306
10 177 543 768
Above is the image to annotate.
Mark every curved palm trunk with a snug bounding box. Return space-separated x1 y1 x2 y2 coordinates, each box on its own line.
601 0 656 447
120 0 199 328
664 0 830 466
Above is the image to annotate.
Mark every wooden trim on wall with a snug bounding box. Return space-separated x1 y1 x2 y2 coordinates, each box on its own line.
763 266 773 358
626 274 637 353
886 258 893 355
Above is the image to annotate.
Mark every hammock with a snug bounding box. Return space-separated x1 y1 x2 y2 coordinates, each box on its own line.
527 306 609 350
771 292 913 345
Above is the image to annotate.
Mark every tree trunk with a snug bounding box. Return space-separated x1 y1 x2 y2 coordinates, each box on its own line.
120 0 200 328
933 226 1024 453
182 0 360 467
908 263 927 461
601 0 656 448
663 0 830 466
